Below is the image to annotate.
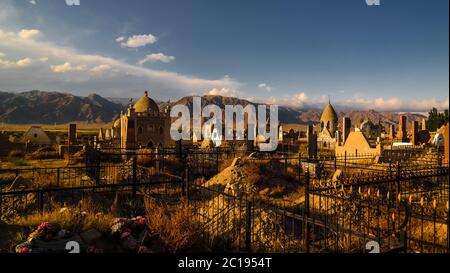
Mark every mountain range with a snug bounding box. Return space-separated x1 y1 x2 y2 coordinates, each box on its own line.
0 90 427 127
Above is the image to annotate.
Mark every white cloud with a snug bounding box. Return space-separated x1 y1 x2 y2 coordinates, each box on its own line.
207 88 239 98
137 53 175 65
119 34 158 48
18 29 41 40
266 92 449 112
29 0 37 5
16 58 33 67
0 52 5 57
90 64 112 73
267 92 309 107
51 62 88 73
0 28 240 99
0 56 34 68
39 57 48 62
258 83 272 92
340 97 449 112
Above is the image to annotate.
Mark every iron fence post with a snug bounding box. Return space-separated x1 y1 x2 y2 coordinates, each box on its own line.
216 150 220 174
285 157 288 174
334 156 337 172
132 156 137 199
184 167 190 202
400 230 408 253
344 151 347 170
245 200 252 252
304 171 310 253
57 168 60 186
38 190 44 214
298 153 302 182
96 152 101 186
396 161 401 196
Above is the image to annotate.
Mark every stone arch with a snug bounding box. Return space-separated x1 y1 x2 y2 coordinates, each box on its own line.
138 126 143 134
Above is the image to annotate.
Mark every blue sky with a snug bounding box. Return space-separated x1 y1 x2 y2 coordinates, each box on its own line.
0 0 448 111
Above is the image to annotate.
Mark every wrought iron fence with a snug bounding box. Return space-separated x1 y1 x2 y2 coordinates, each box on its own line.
0 146 448 253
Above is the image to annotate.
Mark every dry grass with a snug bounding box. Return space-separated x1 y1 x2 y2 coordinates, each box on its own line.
14 197 116 234
145 198 208 252
0 122 109 134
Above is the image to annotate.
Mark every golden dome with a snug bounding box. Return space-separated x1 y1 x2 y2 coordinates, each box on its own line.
113 119 121 129
320 103 338 123
320 102 338 134
133 91 159 113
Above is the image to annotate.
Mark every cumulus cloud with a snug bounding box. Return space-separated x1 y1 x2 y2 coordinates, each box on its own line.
207 88 239 98
15 57 33 67
258 83 272 92
267 92 309 107
339 97 449 112
29 0 37 5
137 53 175 65
51 62 88 73
90 64 112 73
119 34 158 48
0 56 46 69
18 29 41 40
0 28 240 99
266 92 448 112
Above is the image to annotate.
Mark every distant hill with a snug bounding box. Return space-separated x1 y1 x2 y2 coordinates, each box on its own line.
168 95 427 127
0 91 427 126
0 90 122 124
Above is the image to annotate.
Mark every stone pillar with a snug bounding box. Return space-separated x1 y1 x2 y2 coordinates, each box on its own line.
389 124 396 140
68 123 77 144
307 125 317 159
397 115 407 142
421 118 427 131
411 121 419 145
444 123 449 164
342 117 351 144
335 130 341 146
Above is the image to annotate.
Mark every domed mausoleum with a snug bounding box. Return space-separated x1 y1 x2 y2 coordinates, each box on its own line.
318 100 339 146
108 91 173 149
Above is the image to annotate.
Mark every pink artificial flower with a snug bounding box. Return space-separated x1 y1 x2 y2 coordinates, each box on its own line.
120 231 131 240
18 247 31 254
135 216 146 225
86 246 97 253
36 222 49 233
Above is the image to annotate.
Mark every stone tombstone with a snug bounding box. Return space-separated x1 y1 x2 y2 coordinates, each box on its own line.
444 123 449 164
307 125 317 159
411 121 419 145
397 115 408 142
68 123 77 144
389 124 396 140
335 130 341 145
422 118 428 131
343 117 352 144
